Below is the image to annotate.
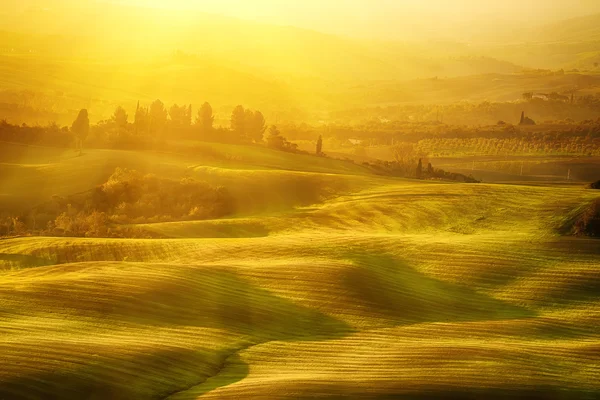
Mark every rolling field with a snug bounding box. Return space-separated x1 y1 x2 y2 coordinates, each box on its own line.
1 144 600 399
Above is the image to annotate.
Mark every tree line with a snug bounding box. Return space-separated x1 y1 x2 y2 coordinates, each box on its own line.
0 99 325 155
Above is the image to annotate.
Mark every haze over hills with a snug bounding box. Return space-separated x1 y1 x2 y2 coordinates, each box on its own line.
1 2 600 399
0 1 599 124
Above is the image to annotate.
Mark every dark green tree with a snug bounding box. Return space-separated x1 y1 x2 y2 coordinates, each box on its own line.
416 158 423 179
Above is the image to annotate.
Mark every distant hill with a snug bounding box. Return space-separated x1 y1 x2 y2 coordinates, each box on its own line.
529 13 600 43
0 4 523 82
476 14 600 71
5 3 600 125
0 3 524 124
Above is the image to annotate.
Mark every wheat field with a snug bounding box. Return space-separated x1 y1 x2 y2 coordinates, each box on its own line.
1 143 599 399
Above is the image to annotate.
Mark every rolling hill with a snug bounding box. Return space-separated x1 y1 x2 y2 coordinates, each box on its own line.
1 2 600 398
0 141 599 399
476 13 600 71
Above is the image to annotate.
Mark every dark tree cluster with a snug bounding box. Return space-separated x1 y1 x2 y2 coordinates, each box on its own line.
0 168 235 238
265 125 299 152
363 158 479 183
0 120 71 146
572 199 600 237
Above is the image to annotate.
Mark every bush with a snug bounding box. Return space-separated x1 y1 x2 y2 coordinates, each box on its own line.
572 199 600 237
8 168 235 238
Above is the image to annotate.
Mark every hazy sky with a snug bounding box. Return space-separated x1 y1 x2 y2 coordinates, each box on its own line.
5 0 600 41
109 0 600 23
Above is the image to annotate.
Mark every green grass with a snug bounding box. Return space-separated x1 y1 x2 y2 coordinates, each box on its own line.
0 141 371 213
1 144 600 399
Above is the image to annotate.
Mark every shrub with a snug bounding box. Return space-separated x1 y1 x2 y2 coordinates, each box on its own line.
572 199 600 237
10 168 235 238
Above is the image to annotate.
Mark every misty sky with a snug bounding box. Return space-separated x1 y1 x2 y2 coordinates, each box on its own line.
4 0 600 41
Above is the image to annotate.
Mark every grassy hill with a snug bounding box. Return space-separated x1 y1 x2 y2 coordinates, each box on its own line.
0 141 599 399
0 141 372 213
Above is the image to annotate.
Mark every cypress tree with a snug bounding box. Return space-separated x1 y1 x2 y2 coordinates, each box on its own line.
316 135 323 155
416 158 423 179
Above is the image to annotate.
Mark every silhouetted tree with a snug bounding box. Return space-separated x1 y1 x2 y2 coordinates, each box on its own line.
266 125 283 149
112 106 128 129
247 110 266 143
519 111 536 126
427 162 433 175
169 104 183 126
416 158 423 179
316 135 323 155
185 104 192 127
391 142 415 164
266 125 298 152
196 102 214 137
71 109 89 155
149 99 168 137
231 105 246 140
134 102 148 135
169 104 191 130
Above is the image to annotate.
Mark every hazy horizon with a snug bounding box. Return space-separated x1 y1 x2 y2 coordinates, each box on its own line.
4 0 600 42
1 2 600 400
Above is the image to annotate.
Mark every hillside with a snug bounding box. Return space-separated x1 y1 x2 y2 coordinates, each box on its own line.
476 14 600 71
0 141 372 213
2 3 600 398
1 142 600 398
528 13 600 43
0 2 528 124
1 154 599 398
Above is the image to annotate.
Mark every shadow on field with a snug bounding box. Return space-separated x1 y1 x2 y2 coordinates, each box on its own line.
114 267 353 338
171 351 251 399
0 346 249 400
345 388 600 400
338 252 536 325
151 220 271 239
2 264 353 337
0 252 55 270
0 266 353 399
